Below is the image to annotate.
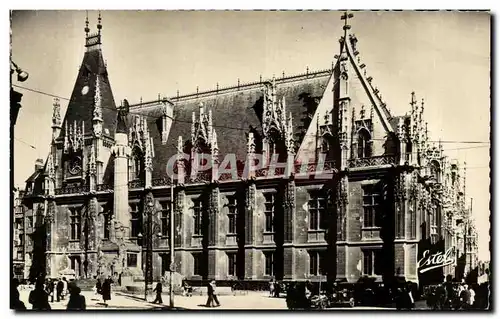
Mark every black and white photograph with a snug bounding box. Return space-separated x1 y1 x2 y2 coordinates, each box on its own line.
9 9 491 311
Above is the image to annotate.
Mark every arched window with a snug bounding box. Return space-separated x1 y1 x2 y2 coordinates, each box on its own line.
357 129 372 158
267 129 286 162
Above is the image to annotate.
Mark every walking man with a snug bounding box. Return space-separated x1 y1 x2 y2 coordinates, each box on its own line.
56 278 64 302
205 280 220 307
152 282 163 304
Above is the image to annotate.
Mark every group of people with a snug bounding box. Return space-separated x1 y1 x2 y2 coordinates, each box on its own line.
427 278 477 310
269 278 284 298
11 276 87 310
394 283 417 310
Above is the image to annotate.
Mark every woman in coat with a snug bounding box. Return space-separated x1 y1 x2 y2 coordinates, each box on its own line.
29 278 51 310
101 277 112 307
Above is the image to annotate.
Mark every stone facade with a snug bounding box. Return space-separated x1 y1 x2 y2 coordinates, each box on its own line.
19 13 478 288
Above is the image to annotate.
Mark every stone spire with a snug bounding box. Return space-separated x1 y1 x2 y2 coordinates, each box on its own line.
51 98 62 141
93 76 103 138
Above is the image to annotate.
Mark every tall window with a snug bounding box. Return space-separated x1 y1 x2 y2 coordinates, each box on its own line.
227 195 237 234
264 251 275 276
264 193 275 233
103 213 110 239
363 250 383 276
130 204 140 238
227 252 237 276
127 253 138 267
410 208 416 239
357 129 372 158
308 190 327 230
193 200 203 236
363 185 381 227
193 253 202 275
309 251 327 275
69 207 81 240
160 201 170 237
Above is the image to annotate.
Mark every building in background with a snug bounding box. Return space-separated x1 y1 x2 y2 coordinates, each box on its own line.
19 12 479 289
13 187 26 280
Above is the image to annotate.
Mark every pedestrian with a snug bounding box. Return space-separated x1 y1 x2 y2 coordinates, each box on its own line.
182 280 193 297
66 285 86 310
152 282 163 304
94 278 102 301
468 285 476 309
305 281 312 299
435 283 447 310
101 277 113 307
62 277 68 300
269 278 275 297
205 279 220 307
11 278 26 310
286 283 296 309
56 278 64 302
52 280 57 302
400 283 414 310
45 279 54 303
28 278 51 310
460 284 471 309
275 280 281 298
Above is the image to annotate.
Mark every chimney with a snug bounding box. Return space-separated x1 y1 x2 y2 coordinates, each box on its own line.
35 158 44 171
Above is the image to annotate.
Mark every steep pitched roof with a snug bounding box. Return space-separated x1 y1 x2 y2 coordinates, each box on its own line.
60 48 117 139
128 71 331 179
342 35 394 134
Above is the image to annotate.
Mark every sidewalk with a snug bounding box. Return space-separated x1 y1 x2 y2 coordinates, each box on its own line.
18 289 426 310
18 290 287 310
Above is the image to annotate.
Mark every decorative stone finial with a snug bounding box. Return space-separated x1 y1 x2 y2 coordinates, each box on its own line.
84 11 90 37
341 11 354 31
97 11 102 33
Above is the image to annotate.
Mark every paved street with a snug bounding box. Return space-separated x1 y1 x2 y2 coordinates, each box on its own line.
18 289 428 310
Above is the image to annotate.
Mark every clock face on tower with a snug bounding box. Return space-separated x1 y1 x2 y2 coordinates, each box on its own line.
68 156 82 176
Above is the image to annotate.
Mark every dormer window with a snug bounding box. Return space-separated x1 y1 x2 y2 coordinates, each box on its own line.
357 129 372 158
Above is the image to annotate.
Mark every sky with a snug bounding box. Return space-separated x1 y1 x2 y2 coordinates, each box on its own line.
11 10 491 261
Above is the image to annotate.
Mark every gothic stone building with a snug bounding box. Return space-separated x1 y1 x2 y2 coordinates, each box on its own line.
21 14 471 287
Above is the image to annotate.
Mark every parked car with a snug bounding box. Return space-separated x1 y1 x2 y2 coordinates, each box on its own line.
329 284 356 308
310 294 329 309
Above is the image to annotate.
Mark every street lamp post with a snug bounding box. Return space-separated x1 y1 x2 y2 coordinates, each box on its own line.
142 196 163 301
169 177 175 308
145 197 155 301
10 60 29 126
